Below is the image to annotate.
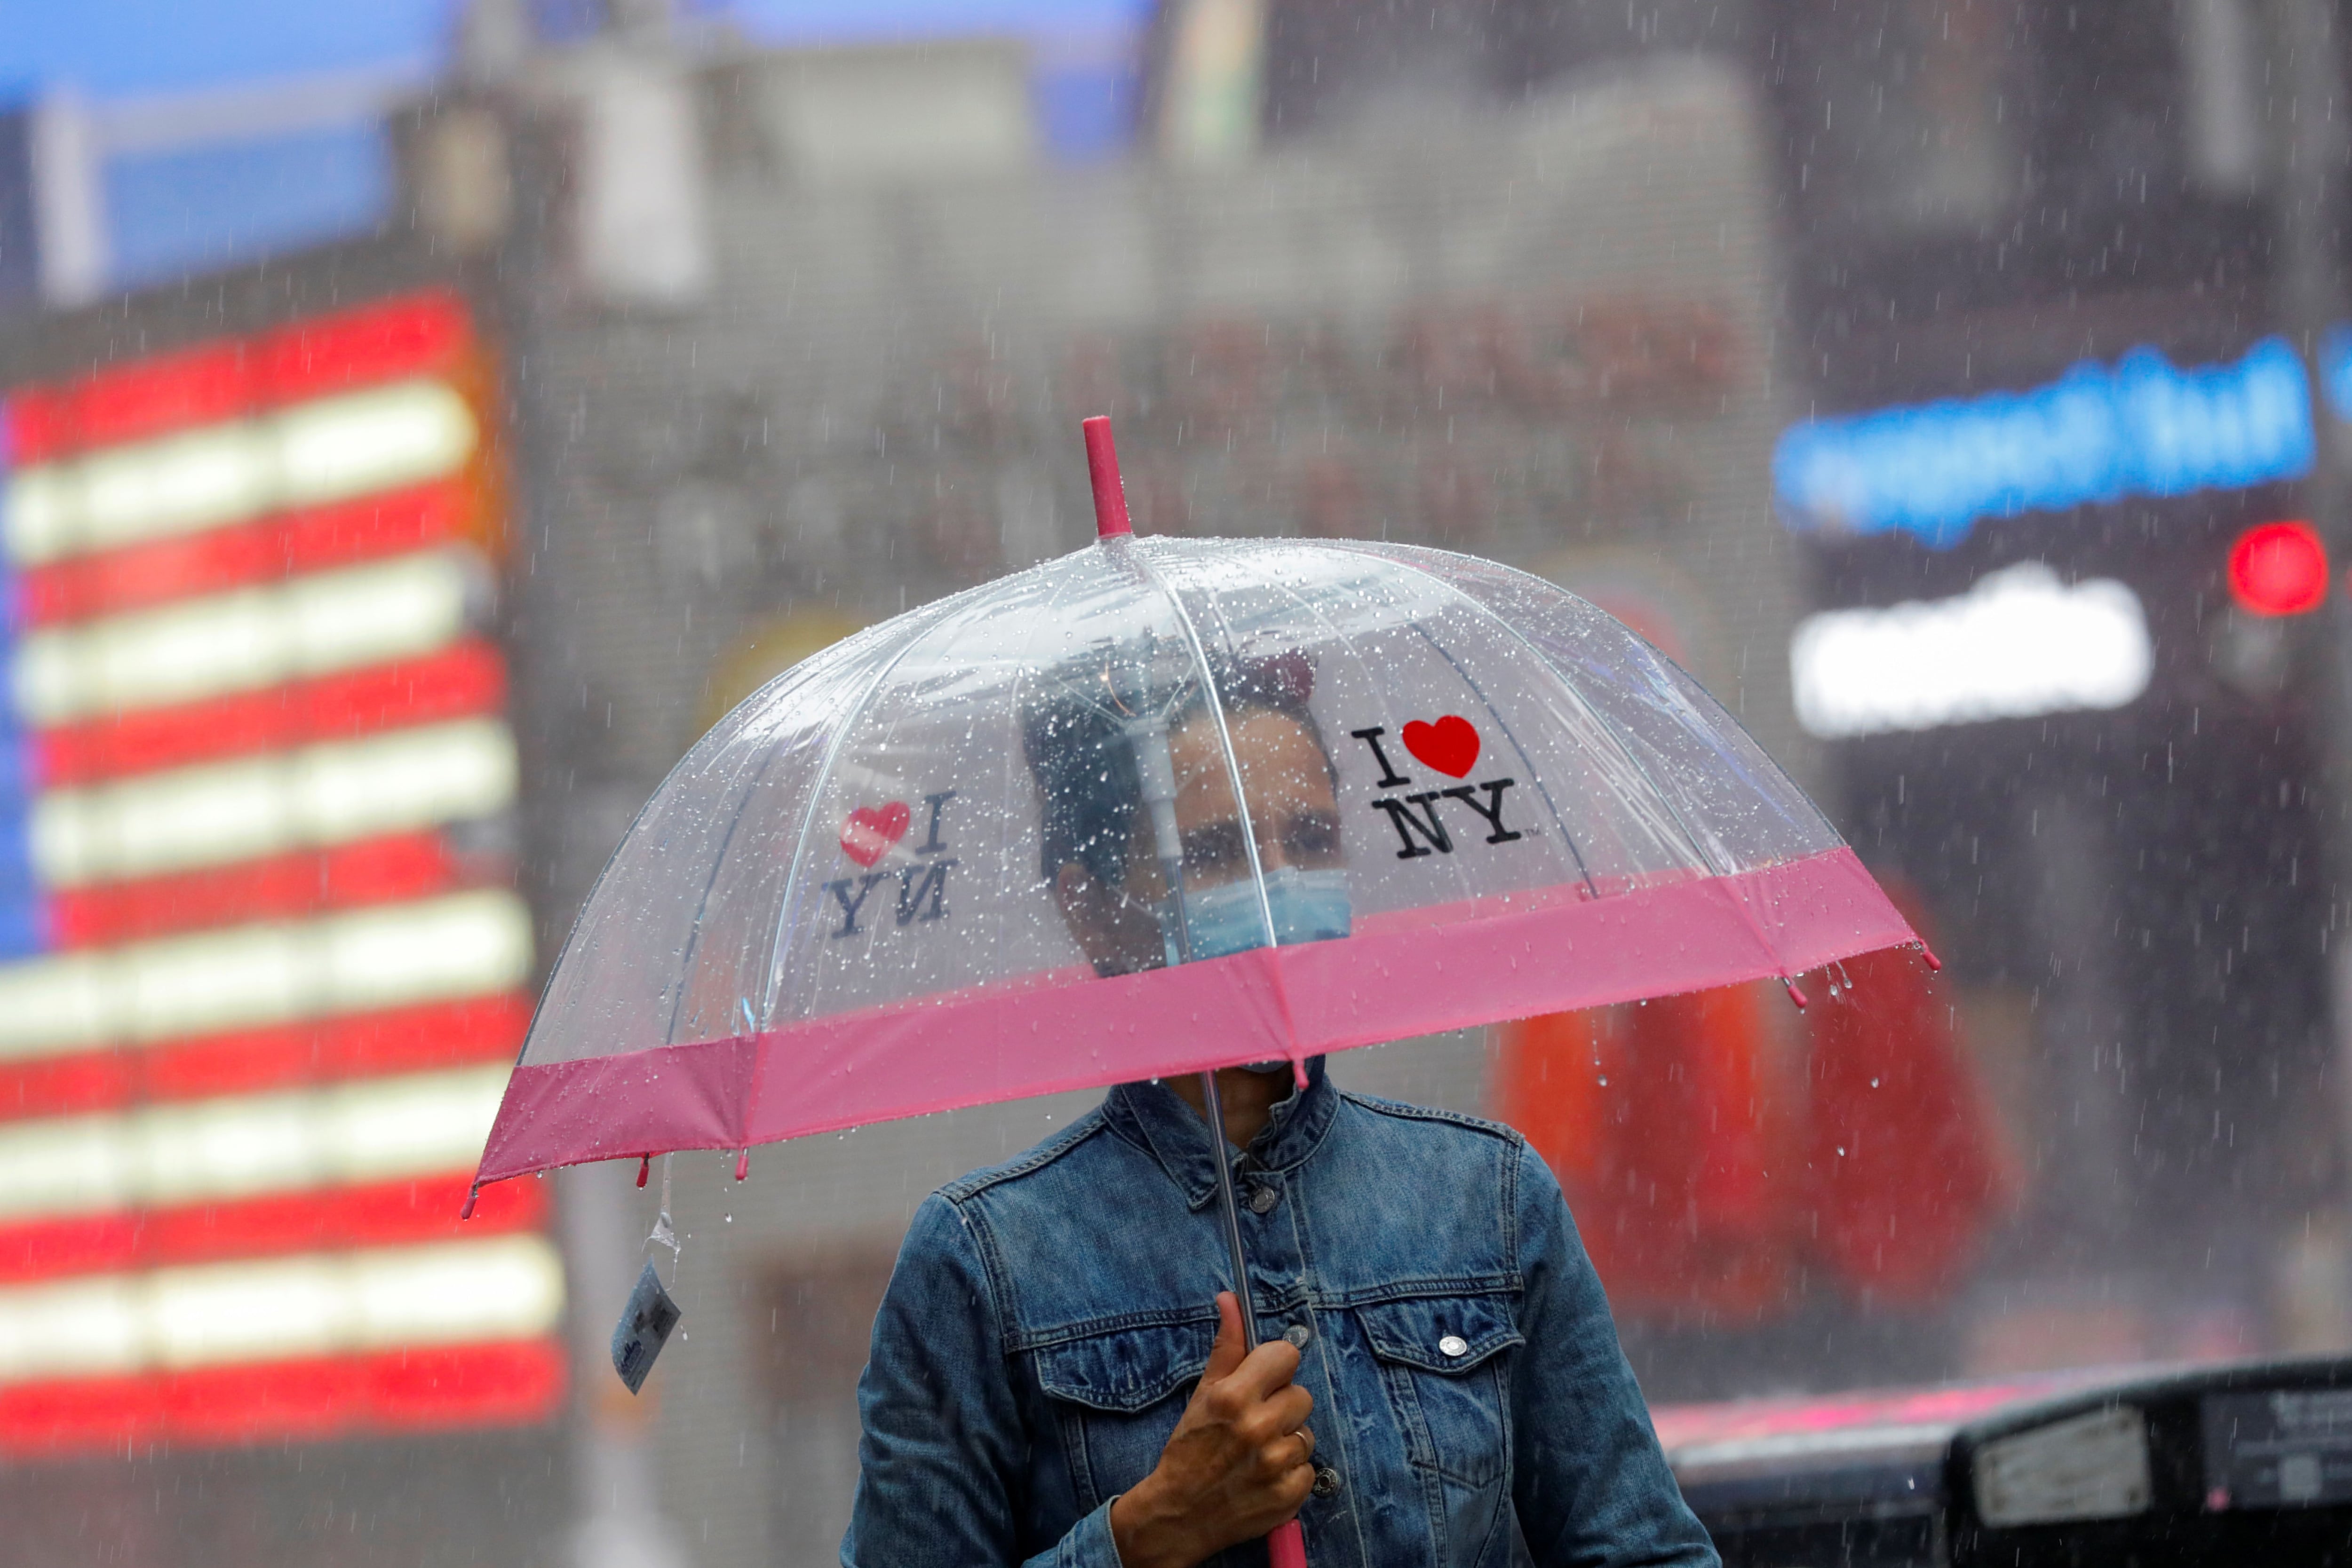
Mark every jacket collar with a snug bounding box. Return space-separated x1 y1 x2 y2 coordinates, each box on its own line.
1104 1058 1338 1210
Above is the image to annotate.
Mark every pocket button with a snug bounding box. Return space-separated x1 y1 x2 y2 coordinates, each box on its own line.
1438 1334 1469 1358
1284 1323 1311 1350
1312 1465 1342 1499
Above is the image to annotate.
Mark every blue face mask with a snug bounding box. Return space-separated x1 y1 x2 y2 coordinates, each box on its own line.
1165 866 1352 964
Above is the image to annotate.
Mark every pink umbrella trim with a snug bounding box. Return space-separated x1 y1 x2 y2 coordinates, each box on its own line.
472 846 1914 1186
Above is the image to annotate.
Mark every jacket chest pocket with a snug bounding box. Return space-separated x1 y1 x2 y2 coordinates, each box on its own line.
1033 1319 1214 1513
1356 1293 1522 1488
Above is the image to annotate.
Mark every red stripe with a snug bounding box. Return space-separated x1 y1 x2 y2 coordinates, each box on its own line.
0 1053 134 1121
19 483 467 626
165 1356 363 1446
34 639 507 786
0 993 530 1119
256 291 473 408
152 992 529 1101
5 291 475 466
0 1175 542 1285
70 341 254 454
0 1212 138 1282
365 1338 565 1432
7 389 72 467
50 832 466 948
0 1338 564 1455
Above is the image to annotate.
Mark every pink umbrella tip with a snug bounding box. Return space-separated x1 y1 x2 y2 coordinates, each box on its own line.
735 1148 751 1181
1082 416 1133 539
459 1184 479 1221
1781 977 1810 1010
636 1155 651 1188
1918 943 1943 973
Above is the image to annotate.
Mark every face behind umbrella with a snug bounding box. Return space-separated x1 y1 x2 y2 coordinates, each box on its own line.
1053 699 1346 978
474 535 1914 1186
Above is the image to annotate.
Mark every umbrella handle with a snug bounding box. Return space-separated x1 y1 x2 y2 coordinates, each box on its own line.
1199 1072 1311 1568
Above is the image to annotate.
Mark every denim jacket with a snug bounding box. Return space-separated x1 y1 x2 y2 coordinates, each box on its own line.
842 1061 1718 1568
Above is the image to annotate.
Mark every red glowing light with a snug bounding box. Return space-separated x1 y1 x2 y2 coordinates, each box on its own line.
2228 521 2330 616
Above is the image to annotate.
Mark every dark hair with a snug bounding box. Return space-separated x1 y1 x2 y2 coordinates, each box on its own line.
1021 649 1326 888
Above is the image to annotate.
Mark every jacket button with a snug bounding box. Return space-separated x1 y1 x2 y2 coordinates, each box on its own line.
1438 1334 1469 1357
1248 1185 1279 1214
1284 1323 1311 1350
1311 1465 1342 1499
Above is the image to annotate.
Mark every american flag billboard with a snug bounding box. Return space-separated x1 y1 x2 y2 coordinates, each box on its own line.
0 289 563 1452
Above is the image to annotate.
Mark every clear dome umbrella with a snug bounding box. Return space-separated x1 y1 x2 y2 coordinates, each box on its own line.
469 417 1922 1564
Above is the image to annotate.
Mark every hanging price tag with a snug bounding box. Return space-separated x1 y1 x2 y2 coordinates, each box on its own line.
611 1260 683 1394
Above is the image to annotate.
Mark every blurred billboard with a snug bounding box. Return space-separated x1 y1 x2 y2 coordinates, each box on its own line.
0 286 561 1455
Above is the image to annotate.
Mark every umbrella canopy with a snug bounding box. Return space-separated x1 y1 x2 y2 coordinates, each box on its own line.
472 477 1916 1190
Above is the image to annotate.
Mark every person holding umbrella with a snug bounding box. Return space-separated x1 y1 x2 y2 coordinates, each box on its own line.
468 418 1916 1564
838 644 1720 1568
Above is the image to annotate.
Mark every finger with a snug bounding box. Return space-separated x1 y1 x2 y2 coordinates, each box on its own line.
1255 1435 1304 1480
1260 1383 1314 1435
1237 1386 1316 1451
1203 1292 1248 1383
1224 1337 1303 1400
1258 1428 1314 1476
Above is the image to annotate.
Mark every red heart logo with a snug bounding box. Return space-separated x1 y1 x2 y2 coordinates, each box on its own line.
1400 715 1480 778
839 802 911 867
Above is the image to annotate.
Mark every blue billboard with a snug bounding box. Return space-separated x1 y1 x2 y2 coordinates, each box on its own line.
1774 334 2352 549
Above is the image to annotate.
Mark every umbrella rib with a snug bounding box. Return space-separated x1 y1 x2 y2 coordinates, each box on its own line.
980 560 1101 1017
1112 540 1281 951
656 725 820 1053
537 615 903 1069
1364 545 1731 881
1390 612 1600 897
1112 541 1299 1389
1183 535 1596 913
756 592 988 1031
1255 537 1604 898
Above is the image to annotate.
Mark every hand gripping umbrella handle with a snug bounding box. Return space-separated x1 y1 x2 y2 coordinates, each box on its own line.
1268 1519 1308 1568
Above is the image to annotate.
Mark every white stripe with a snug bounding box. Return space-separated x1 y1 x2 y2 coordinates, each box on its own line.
0 1275 143 1381
3 379 477 567
0 1236 564 1383
32 718 517 887
0 890 533 1061
0 1064 511 1221
14 550 476 725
